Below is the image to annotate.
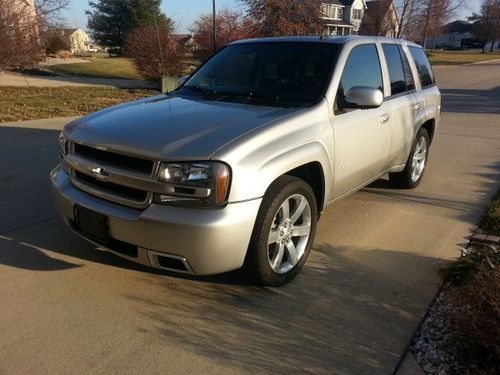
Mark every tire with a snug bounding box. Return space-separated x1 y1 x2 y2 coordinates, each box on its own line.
244 175 318 287
389 128 430 189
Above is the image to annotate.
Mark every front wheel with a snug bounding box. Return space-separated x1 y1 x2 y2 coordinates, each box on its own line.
244 176 318 287
389 128 430 189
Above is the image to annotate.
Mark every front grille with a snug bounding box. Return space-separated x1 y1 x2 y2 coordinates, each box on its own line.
66 143 157 209
74 143 154 176
74 171 148 203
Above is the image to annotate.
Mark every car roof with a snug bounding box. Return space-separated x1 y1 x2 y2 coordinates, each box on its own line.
230 35 422 48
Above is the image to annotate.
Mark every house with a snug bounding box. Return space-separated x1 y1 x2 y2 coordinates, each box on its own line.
53 28 91 53
424 20 477 49
359 0 399 37
172 34 197 51
320 0 367 36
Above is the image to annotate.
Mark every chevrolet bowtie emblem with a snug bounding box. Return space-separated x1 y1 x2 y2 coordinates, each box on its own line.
90 167 108 181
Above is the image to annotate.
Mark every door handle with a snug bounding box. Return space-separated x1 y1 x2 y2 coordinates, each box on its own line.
380 114 390 124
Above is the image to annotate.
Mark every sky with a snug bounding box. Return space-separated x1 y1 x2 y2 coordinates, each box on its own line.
62 0 482 33
63 0 241 32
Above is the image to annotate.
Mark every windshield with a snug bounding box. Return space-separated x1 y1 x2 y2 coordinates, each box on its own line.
179 42 341 108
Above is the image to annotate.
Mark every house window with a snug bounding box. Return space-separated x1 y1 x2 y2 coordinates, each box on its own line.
353 9 363 20
321 4 343 20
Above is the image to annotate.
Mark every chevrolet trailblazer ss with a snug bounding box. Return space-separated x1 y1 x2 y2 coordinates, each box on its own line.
51 36 440 286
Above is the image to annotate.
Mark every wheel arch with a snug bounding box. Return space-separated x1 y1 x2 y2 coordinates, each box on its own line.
419 119 436 144
284 162 325 215
253 141 332 214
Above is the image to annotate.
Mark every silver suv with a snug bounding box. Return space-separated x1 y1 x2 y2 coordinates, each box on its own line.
51 36 441 286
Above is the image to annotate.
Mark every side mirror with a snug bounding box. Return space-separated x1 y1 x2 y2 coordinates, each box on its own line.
344 86 384 109
177 75 189 88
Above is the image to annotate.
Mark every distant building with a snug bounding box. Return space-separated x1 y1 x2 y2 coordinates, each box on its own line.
172 34 197 51
52 28 91 53
424 21 475 49
359 0 399 37
320 1 367 36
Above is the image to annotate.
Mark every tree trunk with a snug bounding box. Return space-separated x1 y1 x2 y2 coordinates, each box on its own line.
422 3 431 49
490 39 495 52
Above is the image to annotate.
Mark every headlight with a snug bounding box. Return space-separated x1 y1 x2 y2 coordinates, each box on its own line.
156 162 231 208
58 132 69 157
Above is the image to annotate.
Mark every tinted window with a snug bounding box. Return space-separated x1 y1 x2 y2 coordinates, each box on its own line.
409 47 434 87
337 44 383 105
182 43 340 107
383 44 407 95
382 44 416 95
399 46 415 91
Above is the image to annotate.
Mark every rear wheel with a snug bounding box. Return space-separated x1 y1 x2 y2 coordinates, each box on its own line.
245 176 318 287
389 128 430 189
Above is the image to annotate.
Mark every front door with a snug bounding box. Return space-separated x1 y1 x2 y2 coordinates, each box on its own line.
331 43 392 198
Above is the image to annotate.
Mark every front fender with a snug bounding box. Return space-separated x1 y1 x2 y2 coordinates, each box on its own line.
212 102 334 210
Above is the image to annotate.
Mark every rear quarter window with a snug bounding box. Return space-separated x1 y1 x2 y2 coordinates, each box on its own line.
409 47 435 88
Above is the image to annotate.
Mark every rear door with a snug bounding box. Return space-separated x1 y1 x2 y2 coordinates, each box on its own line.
380 43 422 166
330 43 392 198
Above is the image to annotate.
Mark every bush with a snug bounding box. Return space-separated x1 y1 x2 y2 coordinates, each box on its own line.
0 0 42 69
55 50 73 59
446 267 500 371
479 189 500 236
440 244 500 285
44 33 70 55
125 26 185 80
439 243 500 372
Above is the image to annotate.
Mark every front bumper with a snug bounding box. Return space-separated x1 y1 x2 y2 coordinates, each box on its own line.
50 165 262 275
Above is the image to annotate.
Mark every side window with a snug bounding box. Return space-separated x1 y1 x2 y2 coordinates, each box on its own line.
382 44 416 95
398 46 415 91
337 44 383 109
409 47 435 88
382 44 406 95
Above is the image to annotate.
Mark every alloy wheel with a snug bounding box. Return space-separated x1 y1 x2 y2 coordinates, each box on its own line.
267 194 312 274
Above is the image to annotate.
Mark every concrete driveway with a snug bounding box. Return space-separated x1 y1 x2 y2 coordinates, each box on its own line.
1 61 499 374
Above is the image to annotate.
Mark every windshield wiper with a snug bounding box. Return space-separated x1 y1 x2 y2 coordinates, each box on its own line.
214 91 286 105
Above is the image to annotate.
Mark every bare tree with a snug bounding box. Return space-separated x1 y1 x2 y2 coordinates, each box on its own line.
191 8 256 62
470 0 500 52
396 0 425 38
243 0 323 37
125 26 185 80
0 0 43 69
360 0 398 37
394 0 463 45
420 0 463 48
35 0 70 28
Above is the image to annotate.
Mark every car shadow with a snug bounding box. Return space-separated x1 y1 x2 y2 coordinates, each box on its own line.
440 86 500 114
120 244 443 374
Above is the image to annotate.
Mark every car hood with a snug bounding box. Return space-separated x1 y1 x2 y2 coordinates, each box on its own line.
65 94 302 160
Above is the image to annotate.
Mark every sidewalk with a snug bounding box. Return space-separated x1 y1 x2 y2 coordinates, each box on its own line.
0 71 157 89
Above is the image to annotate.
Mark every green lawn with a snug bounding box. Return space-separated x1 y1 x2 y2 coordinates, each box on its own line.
0 87 159 123
49 57 144 80
428 51 500 66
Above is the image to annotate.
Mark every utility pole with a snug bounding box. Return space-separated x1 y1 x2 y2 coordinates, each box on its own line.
212 0 216 54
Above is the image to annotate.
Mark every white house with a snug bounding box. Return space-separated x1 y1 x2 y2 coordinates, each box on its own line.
425 20 475 49
320 0 367 36
53 28 91 53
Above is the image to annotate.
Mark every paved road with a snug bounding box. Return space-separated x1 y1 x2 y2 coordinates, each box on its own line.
1 61 499 374
0 72 156 89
